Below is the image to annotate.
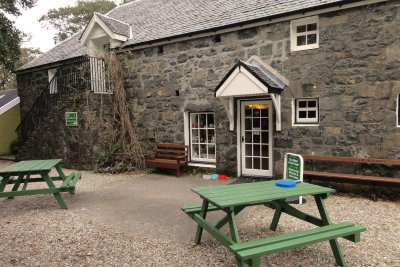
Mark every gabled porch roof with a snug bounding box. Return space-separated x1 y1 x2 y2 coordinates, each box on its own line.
214 57 289 131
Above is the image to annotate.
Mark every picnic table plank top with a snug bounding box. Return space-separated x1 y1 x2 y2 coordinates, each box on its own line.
0 159 62 175
192 180 335 208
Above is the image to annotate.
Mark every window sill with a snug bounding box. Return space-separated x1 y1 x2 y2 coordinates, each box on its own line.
292 123 319 127
291 45 319 52
188 162 216 168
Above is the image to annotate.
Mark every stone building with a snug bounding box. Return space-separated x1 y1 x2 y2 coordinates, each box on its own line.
15 0 400 178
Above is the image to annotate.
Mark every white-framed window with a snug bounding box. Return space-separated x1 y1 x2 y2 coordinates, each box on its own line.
290 16 319 52
293 98 319 125
48 68 58 94
397 94 400 127
189 112 216 163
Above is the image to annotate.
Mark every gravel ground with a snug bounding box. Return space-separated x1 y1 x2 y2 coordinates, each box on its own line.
0 160 399 267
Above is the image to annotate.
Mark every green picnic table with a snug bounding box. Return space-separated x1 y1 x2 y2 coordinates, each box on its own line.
182 180 366 267
0 159 81 209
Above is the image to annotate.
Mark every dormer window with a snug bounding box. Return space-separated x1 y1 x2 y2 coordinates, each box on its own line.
290 16 319 52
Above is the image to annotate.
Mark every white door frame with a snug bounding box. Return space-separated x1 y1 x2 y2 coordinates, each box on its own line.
237 99 273 177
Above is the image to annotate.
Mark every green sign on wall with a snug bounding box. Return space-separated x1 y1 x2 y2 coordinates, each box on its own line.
65 112 78 126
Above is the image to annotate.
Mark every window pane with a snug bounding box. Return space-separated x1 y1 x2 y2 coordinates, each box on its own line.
308 111 317 118
298 101 307 108
245 106 252 117
207 114 214 127
262 158 269 170
199 114 206 127
192 145 199 158
191 114 198 128
261 132 269 144
262 145 269 157
253 157 260 169
246 144 252 156
208 130 214 143
297 35 306 46
199 129 207 143
261 108 268 117
208 145 215 159
253 118 260 129
245 118 252 130
253 145 260 156
192 130 199 143
299 111 307 118
200 144 207 158
307 34 317 45
246 157 252 169
253 109 260 117
308 100 317 108
261 118 268 130
245 132 252 143
297 25 306 33
307 23 317 31
253 131 260 143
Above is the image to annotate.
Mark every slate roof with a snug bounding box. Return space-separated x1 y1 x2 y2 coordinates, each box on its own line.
0 90 19 115
95 13 130 37
18 0 356 72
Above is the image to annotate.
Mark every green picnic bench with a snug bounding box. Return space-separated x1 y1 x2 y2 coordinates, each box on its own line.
0 159 81 209
182 180 366 267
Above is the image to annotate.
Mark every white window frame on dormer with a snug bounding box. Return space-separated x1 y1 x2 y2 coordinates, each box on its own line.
290 16 319 52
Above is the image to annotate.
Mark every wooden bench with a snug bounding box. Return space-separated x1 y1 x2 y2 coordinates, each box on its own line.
229 222 366 267
145 144 188 176
303 155 400 188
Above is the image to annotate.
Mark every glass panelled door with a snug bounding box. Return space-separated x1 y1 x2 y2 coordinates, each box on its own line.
241 100 273 176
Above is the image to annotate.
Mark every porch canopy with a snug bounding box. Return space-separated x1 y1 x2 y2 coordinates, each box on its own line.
214 57 288 131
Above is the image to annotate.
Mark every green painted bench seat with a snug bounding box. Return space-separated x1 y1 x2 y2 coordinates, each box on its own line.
229 222 366 267
61 172 81 188
182 203 220 217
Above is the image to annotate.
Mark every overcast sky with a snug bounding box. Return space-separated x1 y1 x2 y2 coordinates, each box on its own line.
11 0 123 53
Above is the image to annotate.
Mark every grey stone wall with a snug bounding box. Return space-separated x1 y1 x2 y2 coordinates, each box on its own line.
122 1 400 177
17 69 113 170
16 1 400 176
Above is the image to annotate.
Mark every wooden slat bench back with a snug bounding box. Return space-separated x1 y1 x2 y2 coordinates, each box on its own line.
303 155 400 166
145 144 188 176
302 155 400 191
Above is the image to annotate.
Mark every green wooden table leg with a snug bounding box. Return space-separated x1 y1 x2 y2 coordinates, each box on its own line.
249 257 260 267
8 175 24 199
215 206 245 229
315 195 347 267
270 203 283 231
0 176 10 192
227 207 241 243
195 200 209 244
22 175 30 191
55 164 67 181
42 173 68 209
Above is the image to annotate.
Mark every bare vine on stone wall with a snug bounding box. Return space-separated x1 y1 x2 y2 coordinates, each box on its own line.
97 52 145 172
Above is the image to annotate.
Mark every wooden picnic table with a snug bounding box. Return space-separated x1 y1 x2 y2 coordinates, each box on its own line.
0 159 80 209
182 180 366 267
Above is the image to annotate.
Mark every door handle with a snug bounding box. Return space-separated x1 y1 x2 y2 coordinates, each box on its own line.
241 136 245 143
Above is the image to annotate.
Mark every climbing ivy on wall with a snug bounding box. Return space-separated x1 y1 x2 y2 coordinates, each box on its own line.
97 52 144 172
